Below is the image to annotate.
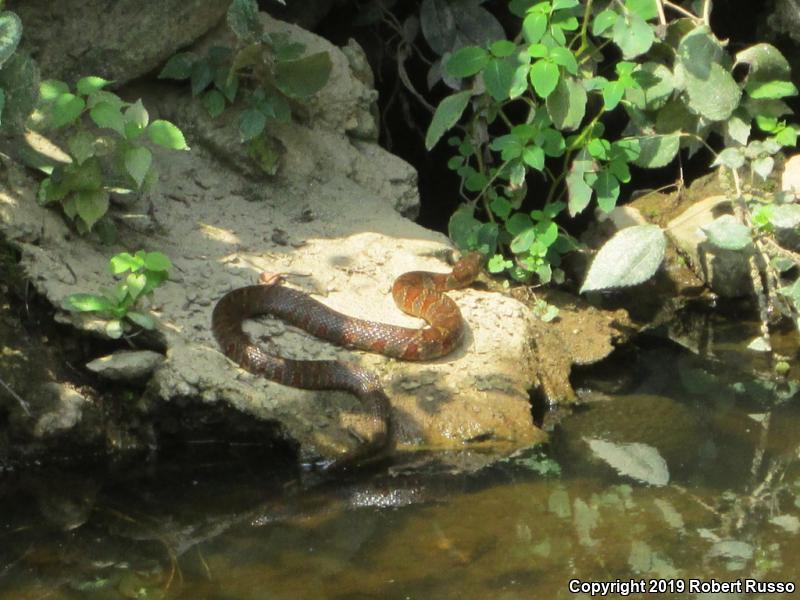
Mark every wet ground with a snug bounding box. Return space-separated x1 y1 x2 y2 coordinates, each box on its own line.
1 318 799 599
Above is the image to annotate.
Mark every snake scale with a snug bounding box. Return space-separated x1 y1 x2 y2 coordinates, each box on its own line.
211 252 483 464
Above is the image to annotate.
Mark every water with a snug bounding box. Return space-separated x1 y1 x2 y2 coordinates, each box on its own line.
1 323 799 599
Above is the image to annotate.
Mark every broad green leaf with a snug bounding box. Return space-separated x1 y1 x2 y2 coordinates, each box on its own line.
549 47 577 75
522 145 545 170
678 26 724 79
90 101 125 134
602 80 626 110
227 0 262 41
701 214 752 250
490 196 513 219
76 76 111 96
625 0 658 20
0 11 21 68
592 9 618 36
274 51 332 98
594 169 619 212
711 147 745 170
506 212 534 235
126 311 155 330
510 226 536 253
483 57 516 101
684 63 742 121
445 46 488 77
420 0 456 54
62 293 113 313
74 189 109 230
553 0 579 9
546 76 586 131
629 133 680 168
40 79 69 102
67 130 95 165
581 224 666 292
530 59 559 98
202 89 226 117
748 80 798 100
190 59 214 96
124 99 149 129
50 93 85 128
612 13 653 59
124 146 152 188
105 319 124 339
147 120 189 150
158 52 195 80
110 252 143 274
626 62 674 111
769 205 800 229
654 99 695 134
725 110 751 145
737 43 793 98
239 108 267 141
751 156 774 180
523 12 548 44
126 272 147 300
490 40 517 58
566 171 593 216
448 204 481 249
426 90 471 150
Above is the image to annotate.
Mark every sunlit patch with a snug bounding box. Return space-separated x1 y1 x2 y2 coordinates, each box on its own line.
199 222 240 244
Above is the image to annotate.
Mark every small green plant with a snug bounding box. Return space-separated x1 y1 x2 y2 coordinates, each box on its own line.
62 250 172 339
425 0 798 288
32 77 188 237
158 0 331 174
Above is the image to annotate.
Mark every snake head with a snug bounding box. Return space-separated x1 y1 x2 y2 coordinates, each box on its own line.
450 251 484 287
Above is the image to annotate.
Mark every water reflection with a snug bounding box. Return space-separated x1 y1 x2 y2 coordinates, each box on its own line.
1 330 799 599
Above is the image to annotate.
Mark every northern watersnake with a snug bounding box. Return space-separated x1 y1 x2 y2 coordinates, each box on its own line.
211 252 483 464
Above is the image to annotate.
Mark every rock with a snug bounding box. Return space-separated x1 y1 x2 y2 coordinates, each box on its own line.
33 382 89 438
86 350 165 382
782 154 800 198
10 0 229 86
666 195 753 298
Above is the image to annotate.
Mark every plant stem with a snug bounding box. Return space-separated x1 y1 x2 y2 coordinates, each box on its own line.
655 0 667 25
661 0 702 22
0 375 31 417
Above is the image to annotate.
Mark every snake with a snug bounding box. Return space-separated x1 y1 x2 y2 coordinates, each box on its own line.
211 252 483 465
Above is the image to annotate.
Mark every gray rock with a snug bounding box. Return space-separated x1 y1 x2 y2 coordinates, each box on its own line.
33 382 88 438
666 195 753 298
86 350 165 382
11 0 229 86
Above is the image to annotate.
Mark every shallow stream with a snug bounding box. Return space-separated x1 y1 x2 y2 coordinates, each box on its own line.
1 319 799 599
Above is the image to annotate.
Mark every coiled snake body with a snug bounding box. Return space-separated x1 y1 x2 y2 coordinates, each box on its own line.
212 252 483 464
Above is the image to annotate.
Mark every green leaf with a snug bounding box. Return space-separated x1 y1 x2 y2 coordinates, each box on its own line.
592 9 618 36
124 99 149 129
530 59 559 98
147 120 189 150
506 212 534 235
603 80 627 111
522 145 545 170
553 0 579 9
202 89 226 117
546 76 586 131
626 0 658 20
712 147 745 170
549 47 577 75
109 252 143 274
74 189 109 230
737 43 794 98
770 205 800 229
629 133 680 168
510 226 537 253
239 108 267 141
50 93 85 128
126 272 147 300
0 11 21 68
445 46 489 77
566 171 593 216
523 12 548 44
594 169 619 212
626 62 675 111
748 80 798 100
612 13 653 59
62 293 113 313
701 215 752 250
40 79 69 102
124 146 152 188
448 204 481 250
89 101 125 134
158 52 195 80
274 51 332 98
683 63 742 121
490 196 513 220
490 40 517 58
190 60 213 96
426 90 471 150
126 311 155 330
76 76 111 96
581 224 666 292
488 254 513 273
483 57 516 101
67 130 95 165
227 0 262 41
